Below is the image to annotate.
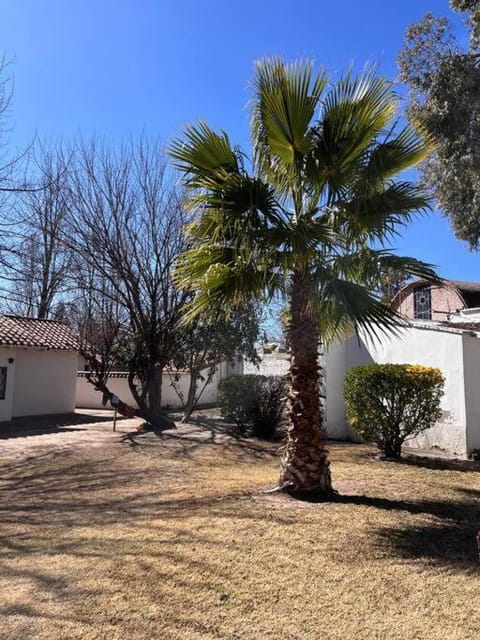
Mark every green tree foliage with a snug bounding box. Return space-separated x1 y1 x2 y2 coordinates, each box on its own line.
398 3 480 249
344 364 445 459
170 58 435 495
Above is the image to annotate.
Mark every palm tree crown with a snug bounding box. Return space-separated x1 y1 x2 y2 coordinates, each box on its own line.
170 58 435 496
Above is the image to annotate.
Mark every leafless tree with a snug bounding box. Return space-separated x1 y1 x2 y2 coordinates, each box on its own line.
65 137 190 429
0 56 38 278
3 144 73 317
168 305 260 423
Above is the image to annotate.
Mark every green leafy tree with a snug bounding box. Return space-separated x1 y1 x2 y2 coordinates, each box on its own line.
170 58 435 496
398 4 480 249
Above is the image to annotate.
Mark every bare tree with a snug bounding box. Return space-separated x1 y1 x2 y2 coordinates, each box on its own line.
66 137 190 429
0 56 39 280
169 305 260 423
3 144 73 317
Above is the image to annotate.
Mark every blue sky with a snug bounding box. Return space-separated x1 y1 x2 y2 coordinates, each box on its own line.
0 0 478 281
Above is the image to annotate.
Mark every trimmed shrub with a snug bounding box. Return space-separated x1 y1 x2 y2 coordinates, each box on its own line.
344 363 445 459
218 374 287 439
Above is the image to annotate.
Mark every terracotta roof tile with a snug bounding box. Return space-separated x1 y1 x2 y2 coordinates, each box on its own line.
0 316 80 351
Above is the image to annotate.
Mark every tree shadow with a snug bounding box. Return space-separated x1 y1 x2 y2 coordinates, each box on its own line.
0 426 90 440
375 522 478 571
121 414 281 461
2 440 480 640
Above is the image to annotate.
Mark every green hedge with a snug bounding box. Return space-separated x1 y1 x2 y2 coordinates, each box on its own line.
344 363 445 458
218 374 287 439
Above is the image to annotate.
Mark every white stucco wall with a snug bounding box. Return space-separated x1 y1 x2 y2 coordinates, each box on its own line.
324 340 362 440
244 353 290 377
325 325 471 456
248 325 477 456
462 333 480 453
76 360 243 411
12 349 77 417
0 348 17 421
76 374 138 410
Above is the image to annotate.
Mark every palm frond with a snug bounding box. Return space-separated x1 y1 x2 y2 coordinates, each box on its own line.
336 182 431 242
178 256 286 324
311 276 405 345
327 248 437 291
168 122 239 188
251 57 328 175
171 58 435 339
310 69 397 201
356 125 433 190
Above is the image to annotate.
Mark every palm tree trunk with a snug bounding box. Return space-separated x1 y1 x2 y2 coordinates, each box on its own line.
279 270 332 496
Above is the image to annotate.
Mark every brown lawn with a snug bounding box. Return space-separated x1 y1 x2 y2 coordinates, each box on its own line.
1 422 479 640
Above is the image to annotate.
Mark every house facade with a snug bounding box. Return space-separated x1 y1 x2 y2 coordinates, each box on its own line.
0 316 80 421
392 279 480 322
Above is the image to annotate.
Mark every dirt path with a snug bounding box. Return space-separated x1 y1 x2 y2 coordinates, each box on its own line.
0 409 235 462
0 410 147 461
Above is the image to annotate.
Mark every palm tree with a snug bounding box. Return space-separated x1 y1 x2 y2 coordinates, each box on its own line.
169 58 435 496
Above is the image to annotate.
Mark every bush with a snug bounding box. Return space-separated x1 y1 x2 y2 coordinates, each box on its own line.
344 363 445 459
218 374 288 439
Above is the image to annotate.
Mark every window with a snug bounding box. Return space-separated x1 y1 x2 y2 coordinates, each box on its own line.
0 367 6 400
414 286 432 320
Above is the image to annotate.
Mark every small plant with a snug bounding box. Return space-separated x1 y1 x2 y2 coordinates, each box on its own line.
218 374 287 439
344 363 445 459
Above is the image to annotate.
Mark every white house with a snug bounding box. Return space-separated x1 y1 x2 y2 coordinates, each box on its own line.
0 315 80 421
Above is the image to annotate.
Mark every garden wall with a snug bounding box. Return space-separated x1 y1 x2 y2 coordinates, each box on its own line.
247 323 480 457
75 360 242 411
327 324 471 456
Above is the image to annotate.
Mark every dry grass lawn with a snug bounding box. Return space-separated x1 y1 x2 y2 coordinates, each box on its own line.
1 423 480 639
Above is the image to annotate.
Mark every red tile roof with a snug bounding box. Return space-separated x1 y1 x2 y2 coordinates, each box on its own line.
0 316 80 351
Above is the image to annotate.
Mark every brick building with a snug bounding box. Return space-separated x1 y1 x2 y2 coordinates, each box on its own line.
392 279 480 322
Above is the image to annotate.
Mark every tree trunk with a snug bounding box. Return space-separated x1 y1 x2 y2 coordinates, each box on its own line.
181 369 198 423
129 365 175 430
279 270 333 496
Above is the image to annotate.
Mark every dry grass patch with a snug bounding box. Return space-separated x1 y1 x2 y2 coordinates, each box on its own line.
0 429 479 639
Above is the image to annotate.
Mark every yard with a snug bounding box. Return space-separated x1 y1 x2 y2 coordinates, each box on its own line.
1 414 479 639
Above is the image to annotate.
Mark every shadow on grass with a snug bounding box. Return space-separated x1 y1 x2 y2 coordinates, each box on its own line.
1 424 479 584
375 522 479 570
293 490 480 571
1 441 480 640
0 447 293 623
400 454 480 473
121 415 281 461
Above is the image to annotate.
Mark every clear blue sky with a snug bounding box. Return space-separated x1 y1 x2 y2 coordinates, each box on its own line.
0 0 478 281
